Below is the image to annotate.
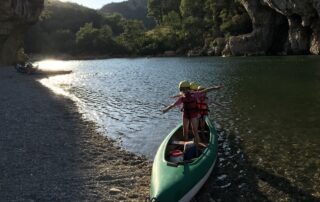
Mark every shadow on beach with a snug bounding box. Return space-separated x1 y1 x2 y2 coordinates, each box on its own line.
0 66 151 201
194 128 320 202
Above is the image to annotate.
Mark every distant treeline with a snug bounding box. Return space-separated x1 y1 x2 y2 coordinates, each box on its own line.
25 0 252 56
100 0 156 29
25 0 143 56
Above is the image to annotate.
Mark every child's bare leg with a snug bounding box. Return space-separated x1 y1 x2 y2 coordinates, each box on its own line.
182 117 190 141
191 117 201 156
200 117 205 131
192 118 207 149
190 118 200 146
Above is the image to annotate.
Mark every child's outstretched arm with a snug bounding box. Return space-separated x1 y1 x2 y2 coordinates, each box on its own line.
202 85 223 93
170 92 184 99
161 104 175 114
170 94 181 99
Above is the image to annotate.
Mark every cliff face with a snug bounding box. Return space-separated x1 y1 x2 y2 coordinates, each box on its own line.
225 0 320 56
0 0 44 65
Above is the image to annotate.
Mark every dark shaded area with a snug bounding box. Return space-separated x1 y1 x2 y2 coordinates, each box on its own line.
194 128 320 202
0 68 91 200
267 14 289 55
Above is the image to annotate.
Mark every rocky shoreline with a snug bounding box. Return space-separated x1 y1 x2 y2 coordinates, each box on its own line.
0 66 151 201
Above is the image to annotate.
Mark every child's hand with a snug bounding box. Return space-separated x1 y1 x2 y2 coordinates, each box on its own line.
215 84 224 89
160 108 168 114
171 93 182 99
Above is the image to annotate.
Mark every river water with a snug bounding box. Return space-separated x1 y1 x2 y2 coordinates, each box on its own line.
38 56 320 197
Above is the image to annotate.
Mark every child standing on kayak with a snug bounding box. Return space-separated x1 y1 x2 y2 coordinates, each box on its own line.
161 81 222 148
197 85 209 132
197 85 224 132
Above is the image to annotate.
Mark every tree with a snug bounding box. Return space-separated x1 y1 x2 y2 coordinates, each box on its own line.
116 20 146 54
163 11 181 29
180 0 204 18
101 13 125 36
76 23 100 52
148 0 163 24
96 25 113 52
50 29 75 52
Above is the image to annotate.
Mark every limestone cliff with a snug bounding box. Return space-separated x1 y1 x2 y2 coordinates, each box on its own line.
0 0 44 65
225 0 320 56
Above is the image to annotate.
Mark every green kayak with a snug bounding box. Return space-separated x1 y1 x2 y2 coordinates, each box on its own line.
150 117 218 202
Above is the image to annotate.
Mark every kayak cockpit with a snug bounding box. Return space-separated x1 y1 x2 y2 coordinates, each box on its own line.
164 124 211 165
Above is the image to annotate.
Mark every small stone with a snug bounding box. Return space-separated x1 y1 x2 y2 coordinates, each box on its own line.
220 183 231 189
110 188 121 194
217 174 227 181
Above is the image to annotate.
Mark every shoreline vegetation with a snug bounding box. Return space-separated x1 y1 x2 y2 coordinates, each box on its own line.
23 0 320 66
24 0 252 61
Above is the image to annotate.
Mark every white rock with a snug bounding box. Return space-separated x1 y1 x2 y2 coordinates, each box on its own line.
110 188 121 194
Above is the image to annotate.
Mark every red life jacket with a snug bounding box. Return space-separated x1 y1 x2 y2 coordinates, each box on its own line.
198 94 209 116
181 92 198 119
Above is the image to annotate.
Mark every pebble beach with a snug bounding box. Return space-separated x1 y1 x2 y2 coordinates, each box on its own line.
0 66 151 201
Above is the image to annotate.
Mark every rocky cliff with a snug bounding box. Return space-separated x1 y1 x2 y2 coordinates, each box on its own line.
224 0 320 56
0 0 44 65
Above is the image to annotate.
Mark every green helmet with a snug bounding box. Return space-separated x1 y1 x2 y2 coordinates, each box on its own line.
190 82 200 91
179 80 190 89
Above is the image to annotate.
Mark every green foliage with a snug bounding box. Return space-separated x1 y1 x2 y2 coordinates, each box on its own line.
147 0 252 51
25 0 104 54
25 0 253 57
148 0 181 24
116 20 146 54
25 0 144 55
163 11 181 29
100 0 156 29
180 0 204 18
101 13 125 36
144 26 181 51
76 23 100 52
75 23 120 54
148 0 163 24
51 29 75 52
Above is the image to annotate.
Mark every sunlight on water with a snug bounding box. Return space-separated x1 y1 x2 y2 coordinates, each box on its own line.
38 59 73 71
39 73 105 134
39 77 70 97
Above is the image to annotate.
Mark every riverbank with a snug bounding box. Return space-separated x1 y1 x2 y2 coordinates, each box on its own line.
0 66 151 201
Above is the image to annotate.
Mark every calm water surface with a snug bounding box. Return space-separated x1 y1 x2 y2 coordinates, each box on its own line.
39 56 320 196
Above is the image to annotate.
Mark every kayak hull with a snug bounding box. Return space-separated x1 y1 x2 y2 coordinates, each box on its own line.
150 117 218 202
